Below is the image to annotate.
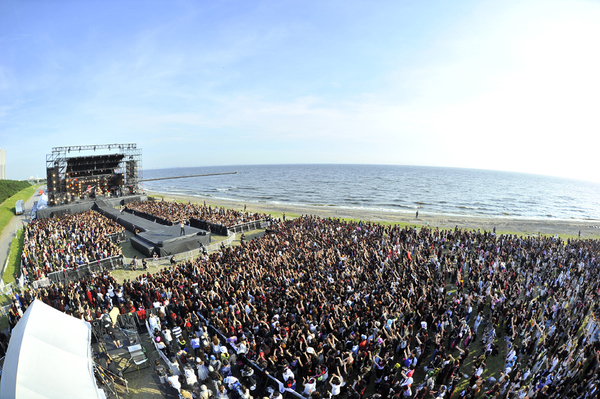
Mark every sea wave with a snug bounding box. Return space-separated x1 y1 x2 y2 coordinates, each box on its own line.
143 164 600 221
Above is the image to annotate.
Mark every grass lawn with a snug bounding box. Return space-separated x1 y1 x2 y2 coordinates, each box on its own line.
3 228 24 284
0 185 39 237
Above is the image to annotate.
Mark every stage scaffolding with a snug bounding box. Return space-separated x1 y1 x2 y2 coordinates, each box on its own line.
46 144 142 206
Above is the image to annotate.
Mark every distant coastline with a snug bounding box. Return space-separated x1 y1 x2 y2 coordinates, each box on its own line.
145 189 600 238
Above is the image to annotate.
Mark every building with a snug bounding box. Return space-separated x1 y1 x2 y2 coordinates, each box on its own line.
0 148 5 180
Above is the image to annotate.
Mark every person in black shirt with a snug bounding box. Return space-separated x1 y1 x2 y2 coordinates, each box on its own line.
154 359 168 386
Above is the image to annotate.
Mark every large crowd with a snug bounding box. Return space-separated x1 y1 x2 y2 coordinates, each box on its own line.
6 214 600 399
20 210 124 280
125 200 268 228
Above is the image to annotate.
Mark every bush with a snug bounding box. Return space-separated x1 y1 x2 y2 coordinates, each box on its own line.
0 180 31 205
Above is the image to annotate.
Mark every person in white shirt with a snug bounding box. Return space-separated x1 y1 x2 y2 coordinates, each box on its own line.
329 375 344 397
149 314 161 333
400 369 414 387
216 383 229 399
167 371 181 392
302 377 316 397
282 367 294 382
199 385 213 399
237 338 248 355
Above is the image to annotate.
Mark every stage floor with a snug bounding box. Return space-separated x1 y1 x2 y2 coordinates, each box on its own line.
35 194 148 219
97 204 211 257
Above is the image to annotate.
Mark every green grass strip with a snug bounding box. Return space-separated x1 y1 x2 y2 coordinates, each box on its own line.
3 227 24 284
0 185 39 237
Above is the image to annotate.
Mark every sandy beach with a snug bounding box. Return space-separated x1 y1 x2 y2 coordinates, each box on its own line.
145 190 600 238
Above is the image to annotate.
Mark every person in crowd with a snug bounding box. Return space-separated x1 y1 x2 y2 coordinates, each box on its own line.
12 212 600 399
167 369 182 393
21 210 124 280
154 359 168 387
124 200 268 229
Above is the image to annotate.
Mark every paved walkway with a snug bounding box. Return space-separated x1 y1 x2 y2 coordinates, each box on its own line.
0 187 42 281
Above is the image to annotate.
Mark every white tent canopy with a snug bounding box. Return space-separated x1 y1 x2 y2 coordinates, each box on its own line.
1 299 102 399
35 194 48 210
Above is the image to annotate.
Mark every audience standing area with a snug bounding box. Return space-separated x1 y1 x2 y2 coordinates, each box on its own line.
0 300 103 399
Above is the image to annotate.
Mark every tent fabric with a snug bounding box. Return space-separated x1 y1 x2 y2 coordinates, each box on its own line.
0 300 101 399
36 194 48 210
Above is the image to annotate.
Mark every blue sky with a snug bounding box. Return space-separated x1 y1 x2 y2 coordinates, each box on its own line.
2 0 600 182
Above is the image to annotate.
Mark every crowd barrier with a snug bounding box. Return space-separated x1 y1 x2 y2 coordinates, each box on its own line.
125 208 266 238
105 231 128 244
45 256 124 285
0 280 16 297
85 278 304 399
123 208 173 226
227 220 265 234
0 304 12 317
31 278 52 289
189 218 229 236
194 313 305 399
206 234 236 251
123 233 237 271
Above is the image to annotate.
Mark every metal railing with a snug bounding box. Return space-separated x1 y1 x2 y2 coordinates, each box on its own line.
208 233 236 251
123 233 237 270
45 256 124 284
195 313 306 399
31 278 52 289
105 231 127 244
227 219 265 234
0 305 12 317
0 280 16 296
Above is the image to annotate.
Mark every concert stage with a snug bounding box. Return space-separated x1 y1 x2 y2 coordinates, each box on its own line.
35 194 148 219
96 203 211 257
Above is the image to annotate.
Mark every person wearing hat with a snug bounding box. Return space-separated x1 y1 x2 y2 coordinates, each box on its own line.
197 357 209 381
199 384 213 399
156 335 172 358
210 354 222 372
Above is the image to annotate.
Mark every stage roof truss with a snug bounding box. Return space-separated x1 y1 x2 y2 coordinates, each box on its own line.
46 143 142 206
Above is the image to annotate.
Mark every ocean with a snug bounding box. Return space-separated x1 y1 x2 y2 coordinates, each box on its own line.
141 164 600 221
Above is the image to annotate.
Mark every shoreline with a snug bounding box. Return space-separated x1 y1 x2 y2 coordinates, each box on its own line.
144 190 600 238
